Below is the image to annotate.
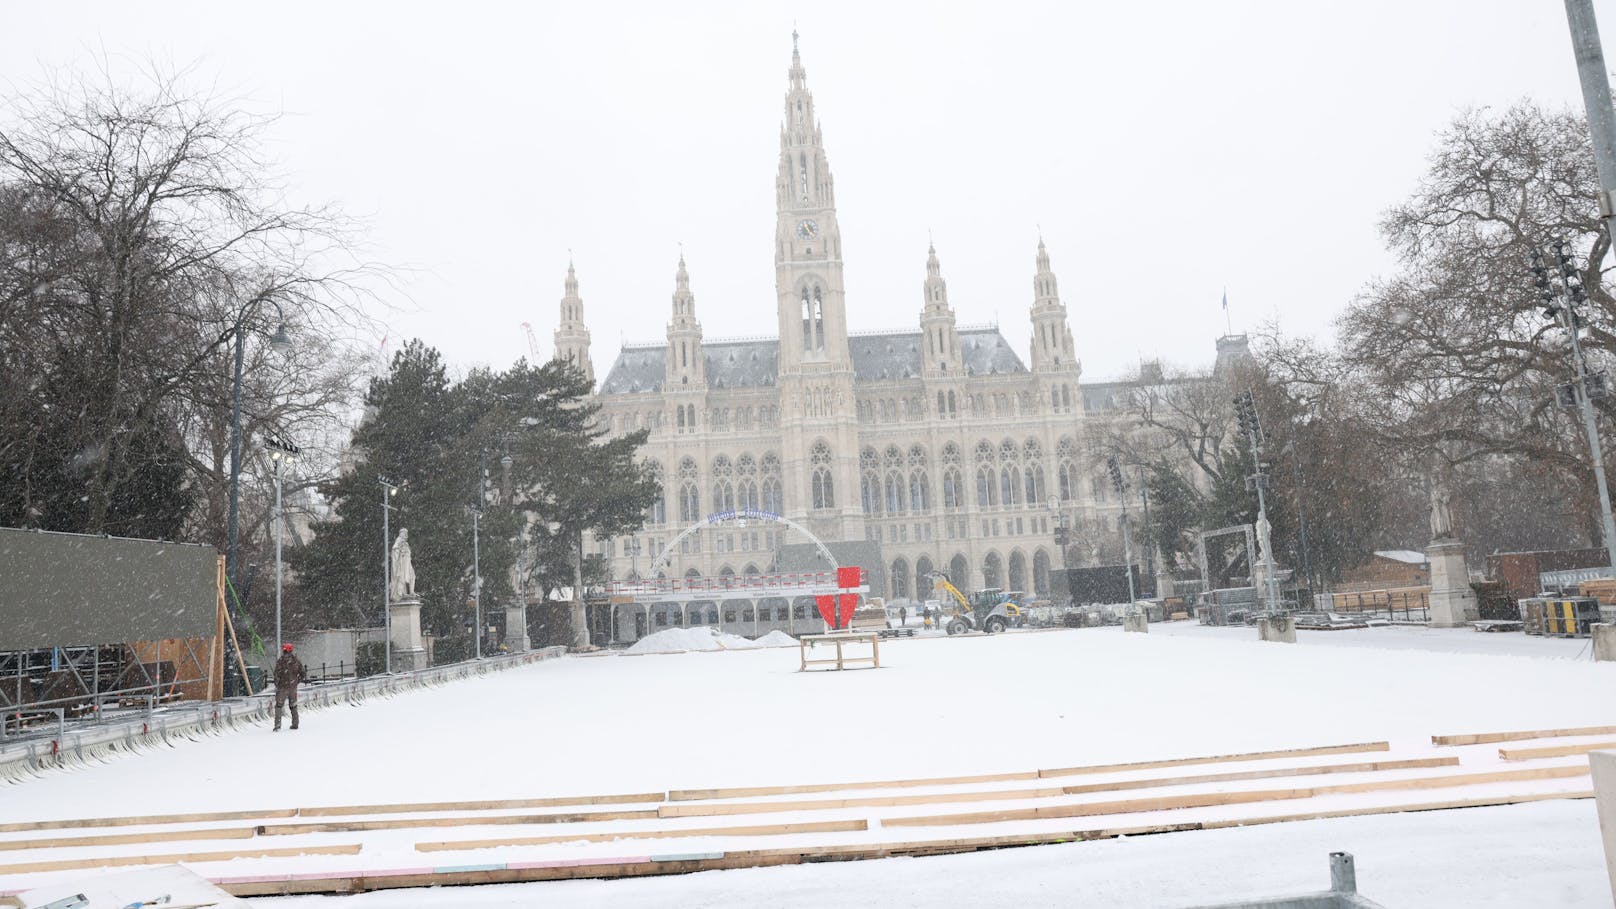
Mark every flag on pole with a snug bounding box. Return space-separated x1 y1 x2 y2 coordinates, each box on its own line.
1221 289 1228 311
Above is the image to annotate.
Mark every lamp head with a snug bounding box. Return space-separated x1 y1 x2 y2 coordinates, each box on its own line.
269 323 292 353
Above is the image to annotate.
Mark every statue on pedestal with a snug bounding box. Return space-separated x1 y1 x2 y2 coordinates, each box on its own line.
1429 473 1456 541
390 528 417 599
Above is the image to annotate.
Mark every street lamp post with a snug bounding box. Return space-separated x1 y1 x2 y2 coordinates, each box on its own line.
1533 243 1616 571
379 475 400 673
1234 391 1283 614
226 306 292 599
471 505 482 660
1106 457 1138 608
267 438 300 655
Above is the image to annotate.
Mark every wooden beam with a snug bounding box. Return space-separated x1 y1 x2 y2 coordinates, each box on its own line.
658 787 1069 819
884 787 1314 827
0 843 359 876
1431 725 1616 747
257 808 661 836
1314 764 1588 794
0 808 297 834
298 791 666 817
1059 756 1458 796
1498 741 1616 761
0 825 256 852
667 740 1390 803
660 756 1460 821
217 791 1596 897
887 764 1590 827
669 770 1041 802
416 818 869 852
1037 741 1390 779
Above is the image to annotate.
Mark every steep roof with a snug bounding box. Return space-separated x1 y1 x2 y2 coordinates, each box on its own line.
597 327 1027 395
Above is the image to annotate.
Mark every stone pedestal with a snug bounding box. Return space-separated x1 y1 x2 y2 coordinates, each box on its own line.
1426 539 1478 627
1123 613 1149 634
389 596 427 671
1590 750 1616 904
1594 624 1616 662
1258 615 1296 643
504 603 530 653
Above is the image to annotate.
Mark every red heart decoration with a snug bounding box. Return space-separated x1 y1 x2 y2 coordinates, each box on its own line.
838 593 859 628
815 594 837 627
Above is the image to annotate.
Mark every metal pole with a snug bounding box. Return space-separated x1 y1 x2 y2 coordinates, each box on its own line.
473 507 482 659
1250 441 1281 615
274 455 283 654
382 481 392 675
1119 502 1137 607
1564 0 1616 247
226 329 245 595
1566 304 1616 570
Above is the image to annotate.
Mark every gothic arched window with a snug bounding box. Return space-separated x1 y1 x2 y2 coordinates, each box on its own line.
811 441 835 509
762 452 783 514
711 455 735 513
860 446 881 515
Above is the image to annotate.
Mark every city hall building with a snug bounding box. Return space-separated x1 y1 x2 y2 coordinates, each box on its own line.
551 38 1238 608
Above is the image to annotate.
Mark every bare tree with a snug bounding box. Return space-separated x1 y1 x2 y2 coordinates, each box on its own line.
0 65 377 548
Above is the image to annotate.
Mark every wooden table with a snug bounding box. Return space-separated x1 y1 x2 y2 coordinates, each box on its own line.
798 631 881 672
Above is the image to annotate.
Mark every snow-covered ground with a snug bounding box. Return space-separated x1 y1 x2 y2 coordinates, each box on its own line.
2 624 1614 906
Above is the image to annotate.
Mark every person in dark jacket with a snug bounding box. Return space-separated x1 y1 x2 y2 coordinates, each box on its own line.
273 643 307 731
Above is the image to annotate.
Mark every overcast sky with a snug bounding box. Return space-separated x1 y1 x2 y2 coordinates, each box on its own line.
7 1 1615 382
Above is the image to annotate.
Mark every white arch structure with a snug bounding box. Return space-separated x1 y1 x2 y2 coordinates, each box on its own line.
646 508 838 577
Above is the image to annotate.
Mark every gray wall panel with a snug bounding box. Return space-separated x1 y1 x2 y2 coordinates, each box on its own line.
0 528 218 650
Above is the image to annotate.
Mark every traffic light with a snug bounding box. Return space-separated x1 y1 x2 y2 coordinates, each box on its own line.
1232 390 1263 441
1106 455 1125 496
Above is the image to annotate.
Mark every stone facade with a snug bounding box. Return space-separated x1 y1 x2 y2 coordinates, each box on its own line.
558 39 1229 603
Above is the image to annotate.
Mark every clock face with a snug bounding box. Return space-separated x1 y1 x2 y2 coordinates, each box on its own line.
797 219 819 240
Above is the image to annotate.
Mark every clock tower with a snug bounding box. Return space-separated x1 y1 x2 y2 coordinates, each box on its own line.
772 33 862 539
774 32 851 376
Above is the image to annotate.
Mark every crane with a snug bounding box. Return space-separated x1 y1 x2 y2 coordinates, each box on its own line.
520 321 542 362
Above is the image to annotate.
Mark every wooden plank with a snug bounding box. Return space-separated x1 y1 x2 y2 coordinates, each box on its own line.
1037 741 1390 779
219 791 1598 897
1314 764 1588 794
668 741 1390 803
657 786 1071 819
669 770 1041 802
257 808 661 836
1204 789 1596 829
0 843 359 876
1058 756 1458 796
416 818 869 852
0 808 297 834
891 765 1589 827
884 787 1314 827
1431 725 1616 747
0 825 256 852
298 791 666 817
1498 740 1616 761
662 756 1461 820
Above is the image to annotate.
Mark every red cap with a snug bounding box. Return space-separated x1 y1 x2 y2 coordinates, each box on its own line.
282 643 294 652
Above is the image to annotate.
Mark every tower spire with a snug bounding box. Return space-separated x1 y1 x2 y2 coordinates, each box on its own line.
1028 239 1076 374
666 255 704 388
553 260 594 384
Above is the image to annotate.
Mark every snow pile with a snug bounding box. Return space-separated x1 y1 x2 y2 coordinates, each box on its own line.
752 630 799 648
625 626 764 654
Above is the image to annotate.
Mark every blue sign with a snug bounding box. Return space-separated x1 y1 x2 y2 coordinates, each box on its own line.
706 509 783 523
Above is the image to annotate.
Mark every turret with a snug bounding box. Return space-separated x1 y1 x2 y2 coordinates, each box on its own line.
665 255 705 388
1028 239 1077 374
553 260 594 384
